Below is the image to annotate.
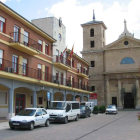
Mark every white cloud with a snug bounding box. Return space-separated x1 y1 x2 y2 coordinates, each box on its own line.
47 0 140 56
0 0 6 3
17 0 20 2
45 7 49 11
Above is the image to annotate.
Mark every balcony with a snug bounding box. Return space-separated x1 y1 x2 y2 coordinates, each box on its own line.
0 58 91 92
9 32 40 55
77 67 88 78
53 55 71 70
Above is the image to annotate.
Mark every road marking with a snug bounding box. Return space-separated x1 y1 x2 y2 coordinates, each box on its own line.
75 112 132 140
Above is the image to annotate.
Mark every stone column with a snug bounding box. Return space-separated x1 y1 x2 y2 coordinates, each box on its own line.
51 89 54 101
63 93 66 101
73 92 75 101
87 94 90 102
136 79 140 109
118 80 123 109
7 88 14 119
106 80 110 105
33 91 37 108
81 94 83 102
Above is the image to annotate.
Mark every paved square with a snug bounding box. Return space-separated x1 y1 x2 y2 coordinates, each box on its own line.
0 111 140 140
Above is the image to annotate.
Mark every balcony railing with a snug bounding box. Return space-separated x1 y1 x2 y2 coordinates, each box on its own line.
9 32 42 52
78 67 88 75
0 58 91 91
53 55 71 67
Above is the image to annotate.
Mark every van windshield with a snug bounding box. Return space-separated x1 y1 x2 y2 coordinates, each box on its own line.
81 103 86 106
48 102 66 110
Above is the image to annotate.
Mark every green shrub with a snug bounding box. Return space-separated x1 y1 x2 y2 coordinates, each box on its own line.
99 105 106 113
93 106 99 112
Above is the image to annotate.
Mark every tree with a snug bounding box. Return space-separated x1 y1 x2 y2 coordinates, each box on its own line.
131 84 138 106
120 87 125 107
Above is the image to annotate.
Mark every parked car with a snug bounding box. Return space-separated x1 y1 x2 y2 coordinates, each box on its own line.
80 105 91 118
9 108 50 130
80 102 95 113
106 105 118 114
47 101 80 124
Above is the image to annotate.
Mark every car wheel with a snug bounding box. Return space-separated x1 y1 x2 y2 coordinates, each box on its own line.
29 122 34 130
75 115 79 121
45 119 50 127
10 126 15 130
106 113 108 114
64 116 68 124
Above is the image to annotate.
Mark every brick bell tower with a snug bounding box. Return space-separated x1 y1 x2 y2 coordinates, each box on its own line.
80 10 107 105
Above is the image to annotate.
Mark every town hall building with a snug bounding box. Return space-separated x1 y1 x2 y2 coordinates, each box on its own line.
81 11 140 109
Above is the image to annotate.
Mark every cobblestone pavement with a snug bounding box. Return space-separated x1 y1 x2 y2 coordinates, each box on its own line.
0 111 139 140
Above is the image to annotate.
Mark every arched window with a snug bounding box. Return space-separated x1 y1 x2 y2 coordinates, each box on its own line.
121 57 135 64
90 29 94 37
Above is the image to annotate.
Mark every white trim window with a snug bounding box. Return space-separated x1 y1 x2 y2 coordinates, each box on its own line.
0 91 7 105
38 40 42 52
24 31 29 46
0 16 5 33
22 58 27 75
37 64 42 79
0 49 3 68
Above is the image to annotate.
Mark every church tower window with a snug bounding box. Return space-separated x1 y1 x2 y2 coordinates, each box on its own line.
90 29 94 37
91 41 94 48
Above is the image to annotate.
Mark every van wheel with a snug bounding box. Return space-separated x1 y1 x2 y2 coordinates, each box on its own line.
64 117 68 124
75 115 79 121
29 122 34 130
89 113 91 117
45 119 50 127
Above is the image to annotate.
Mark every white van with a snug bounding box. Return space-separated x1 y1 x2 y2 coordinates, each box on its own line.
80 102 95 113
47 101 80 124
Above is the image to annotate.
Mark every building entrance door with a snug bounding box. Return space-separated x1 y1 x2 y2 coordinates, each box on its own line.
112 97 117 107
15 94 25 115
124 92 134 108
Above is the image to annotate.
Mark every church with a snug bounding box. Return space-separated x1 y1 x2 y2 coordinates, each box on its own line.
81 11 140 109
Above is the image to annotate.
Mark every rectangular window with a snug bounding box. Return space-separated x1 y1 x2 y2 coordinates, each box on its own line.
45 44 49 55
24 31 29 46
22 58 27 76
61 73 63 85
72 103 79 109
38 40 42 52
56 71 59 81
14 25 20 42
0 16 6 33
38 96 43 105
91 41 94 48
12 55 18 73
91 86 95 91
45 66 49 81
91 61 95 67
72 59 74 67
0 91 7 104
0 49 3 69
37 64 42 79
72 77 74 87
56 50 59 62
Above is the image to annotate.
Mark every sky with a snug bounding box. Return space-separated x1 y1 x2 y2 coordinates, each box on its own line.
1 0 140 56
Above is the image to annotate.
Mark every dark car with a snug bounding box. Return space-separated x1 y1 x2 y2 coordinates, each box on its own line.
80 105 91 118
